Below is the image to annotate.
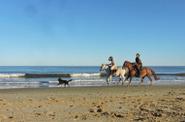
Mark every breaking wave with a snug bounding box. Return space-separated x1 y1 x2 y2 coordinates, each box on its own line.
0 73 25 78
0 72 185 78
0 73 101 78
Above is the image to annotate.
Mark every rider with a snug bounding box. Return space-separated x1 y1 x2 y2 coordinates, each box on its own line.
107 56 117 74
135 53 143 76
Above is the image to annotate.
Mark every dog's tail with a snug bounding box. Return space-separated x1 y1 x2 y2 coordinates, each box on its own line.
68 79 72 82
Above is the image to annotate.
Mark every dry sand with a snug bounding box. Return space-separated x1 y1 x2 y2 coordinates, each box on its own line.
0 85 185 122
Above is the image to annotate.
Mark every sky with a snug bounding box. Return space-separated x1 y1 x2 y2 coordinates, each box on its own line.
0 0 185 66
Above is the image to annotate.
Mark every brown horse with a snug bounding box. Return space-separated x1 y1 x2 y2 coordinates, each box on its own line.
123 61 159 86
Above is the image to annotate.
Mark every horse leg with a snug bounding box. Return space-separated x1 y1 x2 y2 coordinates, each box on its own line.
106 76 109 85
117 77 123 85
127 77 132 87
147 76 153 86
117 76 121 85
139 76 145 86
107 75 112 85
117 75 123 85
121 75 125 85
125 75 129 81
109 75 112 83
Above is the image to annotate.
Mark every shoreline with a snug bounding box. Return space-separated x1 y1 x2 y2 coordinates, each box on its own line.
0 82 185 90
0 83 185 90
0 85 185 121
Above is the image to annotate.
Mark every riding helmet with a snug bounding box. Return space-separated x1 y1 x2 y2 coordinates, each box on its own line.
108 56 113 61
136 53 140 57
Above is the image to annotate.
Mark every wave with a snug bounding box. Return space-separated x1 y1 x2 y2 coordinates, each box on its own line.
0 73 25 78
25 73 101 78
0 72 185 78
157 73 185 76
70 73 100 77
0 73 101 78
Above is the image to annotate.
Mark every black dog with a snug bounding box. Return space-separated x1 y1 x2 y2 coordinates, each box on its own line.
58 77 72 87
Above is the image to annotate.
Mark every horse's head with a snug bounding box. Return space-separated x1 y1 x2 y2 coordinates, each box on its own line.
100 64 108 71
123 61 129 67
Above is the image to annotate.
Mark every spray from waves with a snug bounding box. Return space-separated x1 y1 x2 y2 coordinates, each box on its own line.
70 73 100 77
0 72 185 78
24 73 101 78
0 73 101 78
0 73 25 78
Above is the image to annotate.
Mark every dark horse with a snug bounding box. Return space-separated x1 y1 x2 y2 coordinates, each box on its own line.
123 61 159 86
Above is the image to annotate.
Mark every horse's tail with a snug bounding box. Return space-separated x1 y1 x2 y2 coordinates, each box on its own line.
151 69 160 80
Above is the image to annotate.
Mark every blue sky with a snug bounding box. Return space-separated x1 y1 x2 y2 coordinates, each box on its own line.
0 0 185 66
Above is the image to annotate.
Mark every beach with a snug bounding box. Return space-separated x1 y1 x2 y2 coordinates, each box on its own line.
1 0 185 121
0 85 185 122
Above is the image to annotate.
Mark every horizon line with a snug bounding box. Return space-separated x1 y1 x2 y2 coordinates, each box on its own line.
0 65 185 67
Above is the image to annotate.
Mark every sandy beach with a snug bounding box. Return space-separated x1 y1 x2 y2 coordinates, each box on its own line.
0 85 185 122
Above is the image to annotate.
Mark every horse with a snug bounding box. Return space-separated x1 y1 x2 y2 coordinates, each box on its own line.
100 64 129 85
123 61 159 86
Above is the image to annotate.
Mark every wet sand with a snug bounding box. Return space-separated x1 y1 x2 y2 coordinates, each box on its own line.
0 85 185 122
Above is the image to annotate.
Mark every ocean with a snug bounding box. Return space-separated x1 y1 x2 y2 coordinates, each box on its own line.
0 66 185 89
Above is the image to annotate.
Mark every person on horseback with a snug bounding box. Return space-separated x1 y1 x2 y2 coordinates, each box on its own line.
135 53 143 76
107 56 117 74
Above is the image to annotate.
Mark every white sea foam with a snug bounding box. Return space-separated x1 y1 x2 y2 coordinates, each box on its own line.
0 73 25 78
48 80 59 83
73 79 105 82
0 73 101 78
70 73 100 77
0 72 185 89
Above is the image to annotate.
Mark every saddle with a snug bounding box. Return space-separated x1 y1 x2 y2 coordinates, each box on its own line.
131 63 141 77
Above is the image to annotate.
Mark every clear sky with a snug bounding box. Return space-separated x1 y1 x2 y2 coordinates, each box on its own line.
0 0 185 66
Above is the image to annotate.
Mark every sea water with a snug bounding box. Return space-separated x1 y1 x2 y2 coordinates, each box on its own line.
0 66 185 89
